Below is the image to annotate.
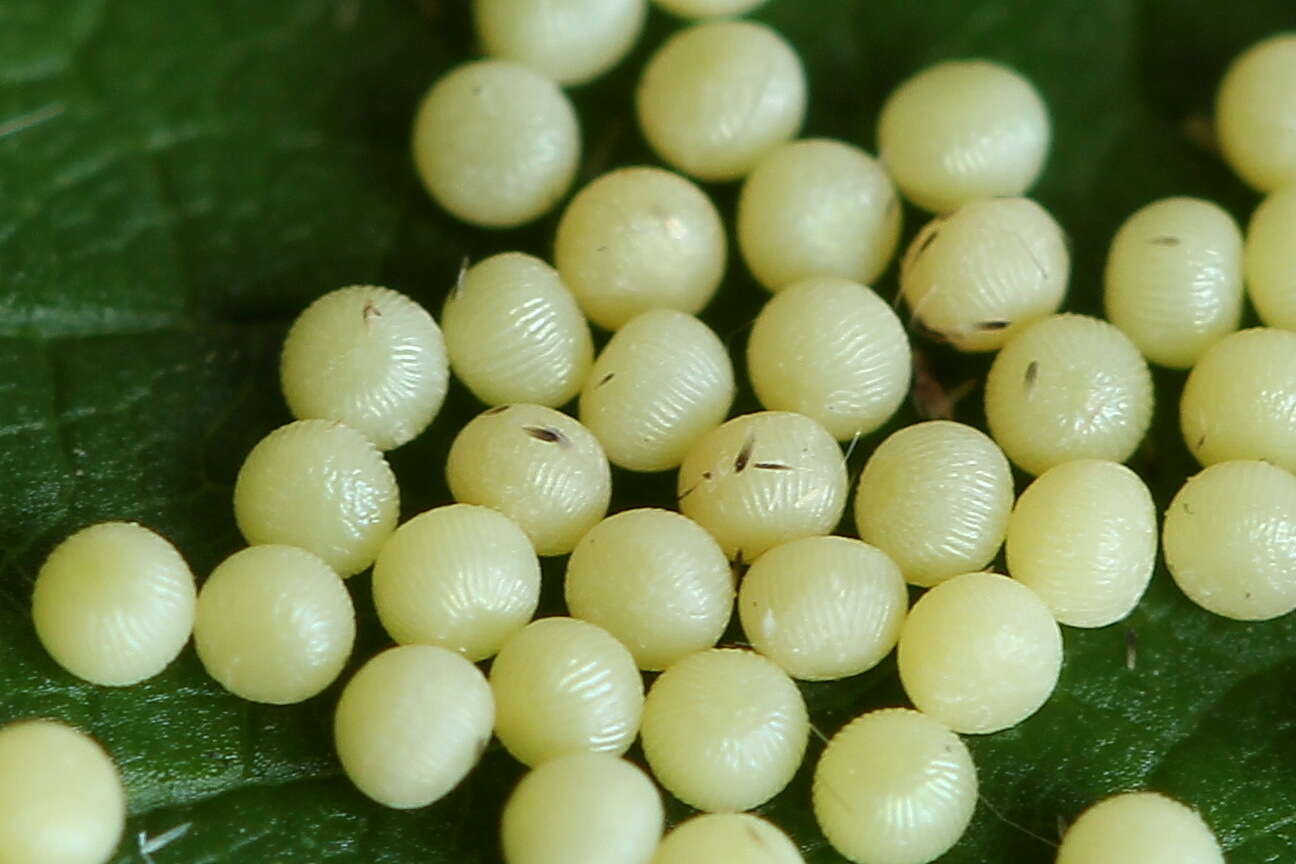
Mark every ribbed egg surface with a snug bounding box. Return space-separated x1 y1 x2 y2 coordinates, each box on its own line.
555 167 726 331
1103 197 1243 368
899 197 1068 352
33 522 196 687
441 252 593 408
984 314 1153 475
854 421 1014 587
372 503 540 661
564 508 733 670
489 617 644 766
579 309 733 472
641 648 808 812
233 419 400 576
1007 460 1157 628
1179 327 1296 474
747 276 911 441
738 535 907 681
813 708 977 864
280 285 448 451
677 411 848 560
446 405 611 555
1163 460 1296 621
878 60 1050 213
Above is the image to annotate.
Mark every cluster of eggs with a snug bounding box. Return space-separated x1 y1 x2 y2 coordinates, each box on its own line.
4 2 1296 863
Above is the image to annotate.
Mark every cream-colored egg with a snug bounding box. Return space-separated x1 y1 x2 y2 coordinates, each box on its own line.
636 21 805 181
738 536 907 681
1216 33 1296 192
878 60 1050 213
813 708 977 864
1057 792 1224 864
1246 185 1296 331
579 309 733 472
280 285 449 450
984 314 1153 476
1103 197 1243 368
194 545 354 704
446 404 611 555
412 59 579 227
1007 460 1156 628
737 138 902 291
652 0 767 17
441 253 593 408
897 571 1062 734
502 752 663 864
677 411 848 560
490 617 643 766
1180 327 1296 473
0 720 124 864
651 813 804 864
334 644 493 808
747 277 911 440
233 420 399 576
899 197 1069 351
474 0 646 86
555 167 726 331
565 508 733 670
372 504 539 661
1163 460 1296 621
32 521 195 687
641 648 808 812
853 421 1014 588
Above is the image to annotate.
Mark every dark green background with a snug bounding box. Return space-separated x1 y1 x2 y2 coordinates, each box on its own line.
2 0 1295 860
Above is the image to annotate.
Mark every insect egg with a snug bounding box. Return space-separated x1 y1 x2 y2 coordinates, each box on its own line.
578 309 734 472
446 404 611 555
1245 185 1296 331
473 0 646 86
651 813 804 864
280 284 449 450
0 720 125 864
1007 460 1156 627
984 313 1153 475
501 752 663 864
899 196 1069 351
441 252 594 408
652 0 768 17
747 276 911 441
636 20 805 182
812 708 977 864
1179 327 1296 473
1056 791 1224 864
334 644 493 809
1215 33 1296 192
737 138 902 291
564 508 733 670
194 544 354 704
32 521 196 687
554 166 726 331
1103 197 1243 368
640 647 809 812
878 59 1050 213
233 419 399 576
372 503 540 661
897 571 1063 734
411 59 579 228
1163 460 1296 621
676 411 849 560
738 535 907 681
854 421 1014 587
489 617 643 766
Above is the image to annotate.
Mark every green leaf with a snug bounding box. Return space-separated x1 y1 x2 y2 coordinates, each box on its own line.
2 0 1294 861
